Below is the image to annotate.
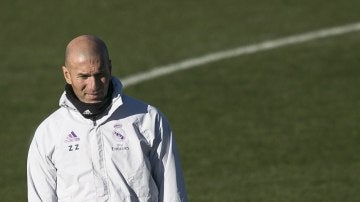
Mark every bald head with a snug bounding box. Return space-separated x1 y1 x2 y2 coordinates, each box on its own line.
65 35 110 68
62 35 112 103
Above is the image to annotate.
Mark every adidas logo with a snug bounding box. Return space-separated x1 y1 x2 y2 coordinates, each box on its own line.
83 110 92 115
65 131 80 143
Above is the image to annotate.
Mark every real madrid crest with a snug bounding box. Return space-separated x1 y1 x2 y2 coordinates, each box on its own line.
112 123 129 151
113 123 126 142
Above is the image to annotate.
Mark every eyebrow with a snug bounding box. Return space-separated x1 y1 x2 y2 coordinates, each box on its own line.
77 73 91 77
77 70 105 77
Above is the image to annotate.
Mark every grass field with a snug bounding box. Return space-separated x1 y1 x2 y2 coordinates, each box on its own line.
1 0 360 201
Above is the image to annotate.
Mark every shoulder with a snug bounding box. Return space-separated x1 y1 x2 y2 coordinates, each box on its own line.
121 94 166 120
120 94 171 131
38 108 68 128
32 108 69 143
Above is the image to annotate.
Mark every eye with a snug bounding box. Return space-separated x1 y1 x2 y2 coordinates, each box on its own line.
94 72 106 79
78 74 90 80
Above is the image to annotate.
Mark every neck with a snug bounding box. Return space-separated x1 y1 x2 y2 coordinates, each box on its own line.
65 83 114 120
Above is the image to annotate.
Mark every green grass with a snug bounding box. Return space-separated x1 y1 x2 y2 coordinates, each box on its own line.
128 33 360 201
1 0 360 201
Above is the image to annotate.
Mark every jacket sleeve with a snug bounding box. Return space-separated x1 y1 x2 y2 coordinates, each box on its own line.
150 113 188 202
27 132 57 202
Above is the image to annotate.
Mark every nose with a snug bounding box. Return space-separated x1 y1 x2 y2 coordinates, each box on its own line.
88 76 100 91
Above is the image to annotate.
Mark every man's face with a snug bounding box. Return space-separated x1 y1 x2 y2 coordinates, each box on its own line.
63 55 111 103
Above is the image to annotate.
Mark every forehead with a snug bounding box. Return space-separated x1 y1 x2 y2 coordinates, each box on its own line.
68 54 108 73
65 37 110 72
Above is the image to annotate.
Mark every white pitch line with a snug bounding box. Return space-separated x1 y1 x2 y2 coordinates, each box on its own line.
122 22 360 87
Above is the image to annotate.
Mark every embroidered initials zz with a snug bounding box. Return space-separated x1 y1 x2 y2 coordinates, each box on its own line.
68 144 79 151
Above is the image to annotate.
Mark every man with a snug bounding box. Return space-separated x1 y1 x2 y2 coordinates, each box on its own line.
27 35 188 202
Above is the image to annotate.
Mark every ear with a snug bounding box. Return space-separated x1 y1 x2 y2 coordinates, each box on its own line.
62 66 72 84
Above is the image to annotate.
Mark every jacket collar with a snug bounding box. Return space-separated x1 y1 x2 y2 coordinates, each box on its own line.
59 77 124 121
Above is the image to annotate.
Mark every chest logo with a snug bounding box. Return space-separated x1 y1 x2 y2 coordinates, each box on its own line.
113 123 126 142
65 131 80 143
112 123 129 151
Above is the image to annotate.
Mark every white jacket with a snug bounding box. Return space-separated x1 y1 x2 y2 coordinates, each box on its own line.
27 77 187 202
